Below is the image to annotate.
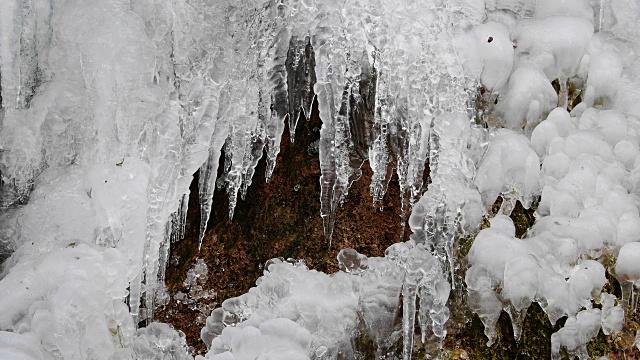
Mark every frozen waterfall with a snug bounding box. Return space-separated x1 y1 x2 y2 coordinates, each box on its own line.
2 0 640 359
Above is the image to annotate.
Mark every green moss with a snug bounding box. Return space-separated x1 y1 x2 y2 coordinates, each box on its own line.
587 330 612 358
509 200 536 238
463 312 517 359
455 304 566 359
457 233 476 259
517 303 562 359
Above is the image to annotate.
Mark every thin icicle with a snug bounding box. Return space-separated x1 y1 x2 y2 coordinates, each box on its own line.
264 28 292 182
313 5 347 243
240 121 267 200
368 66 395 204
197 136 226 249
178 194 189 241
286 36 315 140
224 89 253 221
317 77 339 242
197 92 231 249
225 122 248 221
143 157 182 322
155 221 172 309
402 276 418 360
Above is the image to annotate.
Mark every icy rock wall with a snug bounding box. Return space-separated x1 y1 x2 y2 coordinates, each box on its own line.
193 2 523 358
465 0 640 356
0 0 492 358
194 0 640 358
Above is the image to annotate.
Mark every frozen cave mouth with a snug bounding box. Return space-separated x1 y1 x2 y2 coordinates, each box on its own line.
157 97 413 354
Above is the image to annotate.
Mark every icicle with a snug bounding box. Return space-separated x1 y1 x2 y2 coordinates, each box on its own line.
396 58 432 225
0 0 38 111
367 53 407 205
388 241 451 360
317 74 364 243
263 26 292 182
197 133 226 249
418 277 451 349
286 0 317 129
300 40 316 121
143 157 182 323
237 73 266 205
506 304 529 342
170 211 179 244
129 273 143 324
402 274 418 360
313 8 347 243
225 123 247 221
0 0 46 207
286 37 315 139
224 90 253 221
348 54 375 162
598 0 607 32
317 77 339 242
369 72 395 204
170 194 189 244
178 194 189 241
240 122 266 200
155 221 172 310
0 0 20 111
198 90 231 249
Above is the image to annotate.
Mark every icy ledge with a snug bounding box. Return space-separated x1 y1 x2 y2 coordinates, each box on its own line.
199 243 449 360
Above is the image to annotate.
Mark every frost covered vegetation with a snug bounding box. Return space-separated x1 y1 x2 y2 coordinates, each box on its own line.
1 0 640 359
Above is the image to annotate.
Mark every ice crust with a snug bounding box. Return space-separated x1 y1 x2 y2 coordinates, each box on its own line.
0 163 191 359
2 0 640 358
0 331 52 360
466 0 640 353
200 245 449 360
467 8 640 348
475 128 541 213
469 103 640 348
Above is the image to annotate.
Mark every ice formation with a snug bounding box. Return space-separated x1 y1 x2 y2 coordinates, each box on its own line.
200 246 450 359
2 0 640 359
1 0 212 356
173 258 217 324
475 128 541 214
550 294 623 359
0 163 193 359
465 0 640 352
469 100 640 351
